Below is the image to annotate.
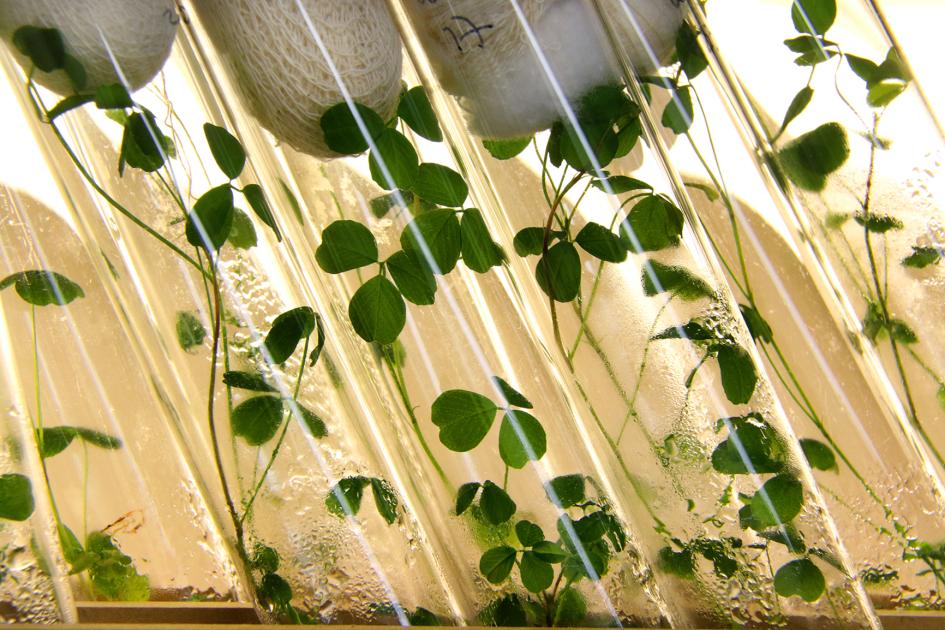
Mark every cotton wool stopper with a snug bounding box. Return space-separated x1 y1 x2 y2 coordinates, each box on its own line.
193 0 403 159
404 0 683 138
0 0 178 95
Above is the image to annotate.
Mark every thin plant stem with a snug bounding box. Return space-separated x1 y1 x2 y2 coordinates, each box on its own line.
240 336 311 526
207 263 244 558
383 354 451 490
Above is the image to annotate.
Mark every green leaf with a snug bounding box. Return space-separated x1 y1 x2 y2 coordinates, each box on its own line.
799 438 837 472
47 94 94 121
348 276 406 344
513 227 552 257
658 546 695 578
251 543 280 574
63 53 86 91
400 209 462 274
369 190 412 219
515 520 544 547
576 222 626 263
750 474 804 529
387 250 436 305
176 311 205 351
889 319 917 344
120 111 170 173
1 270 84 306
479 546 517 584
243 184 281 242
482 137 531 160
264 306 315 364
554 587 588 626
231 395 284 445
711 419 785 474
785 35 837 66
717 345 758 405
369 129 419 190
480 481 516 525
774 558 825 602
778 123 849 191
0 473 34 521
653 319 717 342
320 102 385 155
492 376 533 409
536 242 581 302
39 426 121 458
326 475 370 517
592 175 652 194
412 163 468 207
460 209 503 272
13 26 65 72
185 184 234 251
791 0 837 35
854 212 902 233
431 389 497 452
293 402 327 438
938 386 945 412
560 121 618 171
739 304 774 343
619 195 685 252
533 540 568 564
315 220 378 273
370 477 398 524
695 538 738 578
498 410 547 468
847 54 880 83
902 246 942 268
662 85 694 134
204 123 245 179
455 482 481 515
520 551 553 592
259 572 292 606
398 86 442 142
778 87 814 137
676 23 708 78
641 260 713 300
223 371 276 392
486 594 526 627
545 474 585 508
615 116 643 158
93 84 132 110
85 531 150 601
228 208 257 249
408 608 441 626
280 179 304 226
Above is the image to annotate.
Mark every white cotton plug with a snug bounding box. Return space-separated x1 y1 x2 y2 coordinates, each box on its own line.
405 0 683 138
0 0 178 95
193 0 404 159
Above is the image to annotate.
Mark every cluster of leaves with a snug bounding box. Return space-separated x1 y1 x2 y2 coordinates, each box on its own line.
14 25 281 256
0 269 152 598
316 88 504 345
227 307 327 446
469 474 621 626
705 413 836 602
60 526 150 601
650 292 758 406
434 379 623 623
249 542 316 623
501 86 691 303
